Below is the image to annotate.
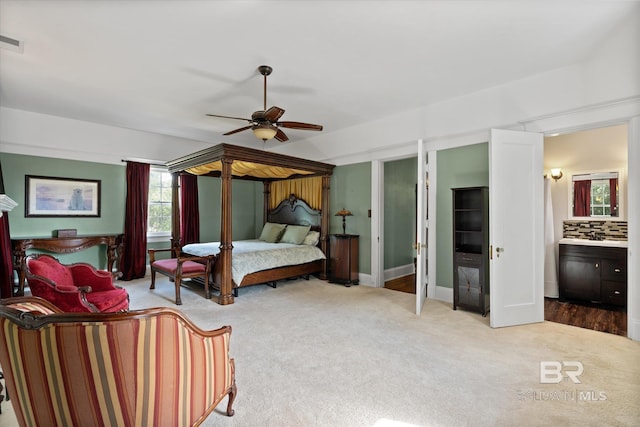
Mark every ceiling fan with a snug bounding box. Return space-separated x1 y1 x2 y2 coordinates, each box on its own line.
206 65 323 142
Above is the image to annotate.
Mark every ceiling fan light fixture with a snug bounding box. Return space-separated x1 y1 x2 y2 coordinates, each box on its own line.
253 123 277 141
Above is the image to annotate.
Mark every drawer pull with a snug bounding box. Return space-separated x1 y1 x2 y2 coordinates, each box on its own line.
594 263 599 268
614 291 621 295
614 268 621 273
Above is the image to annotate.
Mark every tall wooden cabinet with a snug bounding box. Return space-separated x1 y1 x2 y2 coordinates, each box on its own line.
329 234 359 286
452 187 489 316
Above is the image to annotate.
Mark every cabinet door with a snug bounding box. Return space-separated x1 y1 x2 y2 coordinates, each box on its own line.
559 256 600 302
456 265 482 309
329 236 348 280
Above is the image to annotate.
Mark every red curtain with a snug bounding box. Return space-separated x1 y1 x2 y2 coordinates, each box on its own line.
180 173 200 245
0 161 13 298
610 178 618 216
120 162 150 281
0 214 13 298
573 180 591 217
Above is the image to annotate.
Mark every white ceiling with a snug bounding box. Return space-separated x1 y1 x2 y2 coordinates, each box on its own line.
1 0 638 154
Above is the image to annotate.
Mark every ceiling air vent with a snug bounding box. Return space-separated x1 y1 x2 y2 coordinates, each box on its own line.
0 34 24 53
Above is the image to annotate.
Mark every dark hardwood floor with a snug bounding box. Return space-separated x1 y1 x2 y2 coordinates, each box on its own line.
384 275 626 336
544 298 627 336
384 274 416 294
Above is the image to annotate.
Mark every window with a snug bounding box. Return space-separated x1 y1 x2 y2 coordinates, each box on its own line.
590 179 611 216
148 168 172 237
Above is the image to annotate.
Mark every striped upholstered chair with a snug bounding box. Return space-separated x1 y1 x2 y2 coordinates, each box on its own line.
0 296 236 427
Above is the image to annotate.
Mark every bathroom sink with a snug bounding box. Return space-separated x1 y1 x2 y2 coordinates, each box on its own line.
559 238 628 248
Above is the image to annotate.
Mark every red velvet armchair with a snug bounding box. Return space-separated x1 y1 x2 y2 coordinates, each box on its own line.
26 254 129 312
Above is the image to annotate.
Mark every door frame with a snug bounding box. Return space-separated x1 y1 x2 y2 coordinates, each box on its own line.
370 143 437 302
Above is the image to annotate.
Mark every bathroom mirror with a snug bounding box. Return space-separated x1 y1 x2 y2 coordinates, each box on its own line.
568 170 624 220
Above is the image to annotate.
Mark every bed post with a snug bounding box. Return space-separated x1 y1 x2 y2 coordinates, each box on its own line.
218 158 235 305
319 174 331 280
170 172 181 257
263 181 271 225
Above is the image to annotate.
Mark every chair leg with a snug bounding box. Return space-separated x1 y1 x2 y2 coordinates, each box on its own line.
174 274 182 305
204 272 211 299
150 270 156 289
226 381 237 417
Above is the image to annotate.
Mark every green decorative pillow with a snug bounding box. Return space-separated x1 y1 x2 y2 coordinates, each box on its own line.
259 222 287 243
302 230 320 246
279 225 311 245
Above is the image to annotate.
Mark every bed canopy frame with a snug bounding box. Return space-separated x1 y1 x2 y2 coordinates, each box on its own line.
166 143 335 305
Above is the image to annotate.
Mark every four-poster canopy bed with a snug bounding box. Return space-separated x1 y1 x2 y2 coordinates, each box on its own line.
166 143 335 305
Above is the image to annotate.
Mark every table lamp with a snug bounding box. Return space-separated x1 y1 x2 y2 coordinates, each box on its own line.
335 208 353 234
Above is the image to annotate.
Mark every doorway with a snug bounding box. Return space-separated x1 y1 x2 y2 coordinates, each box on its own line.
543 124 629 335
381 156 417 294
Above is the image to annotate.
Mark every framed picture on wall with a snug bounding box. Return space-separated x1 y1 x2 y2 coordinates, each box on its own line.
25 175 101 217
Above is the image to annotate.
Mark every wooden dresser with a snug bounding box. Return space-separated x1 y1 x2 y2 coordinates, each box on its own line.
11 233 124 296
329 234 359 286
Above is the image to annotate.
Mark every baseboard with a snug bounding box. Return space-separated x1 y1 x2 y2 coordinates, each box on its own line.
629 317 640 341
384 264 415 282
433 285 453 304
358 273 374 287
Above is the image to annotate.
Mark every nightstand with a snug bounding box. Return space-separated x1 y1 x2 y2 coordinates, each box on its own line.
329 234 359 286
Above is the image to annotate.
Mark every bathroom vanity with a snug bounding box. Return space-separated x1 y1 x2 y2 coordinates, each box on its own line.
558 238 627 308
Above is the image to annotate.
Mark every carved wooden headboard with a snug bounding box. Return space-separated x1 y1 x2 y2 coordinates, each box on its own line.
267 194 321 230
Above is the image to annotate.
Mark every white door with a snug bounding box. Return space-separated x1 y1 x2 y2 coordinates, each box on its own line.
489 129 544 327
416 139 428 314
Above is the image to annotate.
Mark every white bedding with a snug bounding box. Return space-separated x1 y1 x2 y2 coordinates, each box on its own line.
182 239 325 285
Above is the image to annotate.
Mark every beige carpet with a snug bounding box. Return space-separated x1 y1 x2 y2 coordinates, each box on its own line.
2 276 639 426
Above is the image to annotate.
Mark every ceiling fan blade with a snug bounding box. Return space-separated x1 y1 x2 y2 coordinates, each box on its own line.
223 125 253 136
206 113 252 122
263 106 285 122
277 121 323 131
274 128 289 142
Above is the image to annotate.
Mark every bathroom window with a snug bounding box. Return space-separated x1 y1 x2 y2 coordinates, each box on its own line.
590 179 611 216
570 171 619 218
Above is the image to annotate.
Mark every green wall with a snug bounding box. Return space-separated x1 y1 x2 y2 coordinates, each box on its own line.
0 152 125 268
384 157 416 269
0 153 263 268
0 152 425 282
331 162 371 274
196 176 262 242
436 143 489 288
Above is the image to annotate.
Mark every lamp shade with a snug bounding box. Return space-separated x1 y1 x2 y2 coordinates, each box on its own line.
550 168 563 181
253 123 278 140
0 194 18 212
335 209 353 217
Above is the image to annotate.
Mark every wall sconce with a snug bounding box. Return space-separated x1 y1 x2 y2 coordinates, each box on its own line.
550 168 563 182
0 194 18 217
335 208 353 234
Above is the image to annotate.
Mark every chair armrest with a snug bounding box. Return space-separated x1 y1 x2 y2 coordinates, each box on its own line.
178 254 215 264
56 284 82 293
69 263 117 291
148 248 174 263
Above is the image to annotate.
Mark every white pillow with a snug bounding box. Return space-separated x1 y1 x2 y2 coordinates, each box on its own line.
302 230 320 246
